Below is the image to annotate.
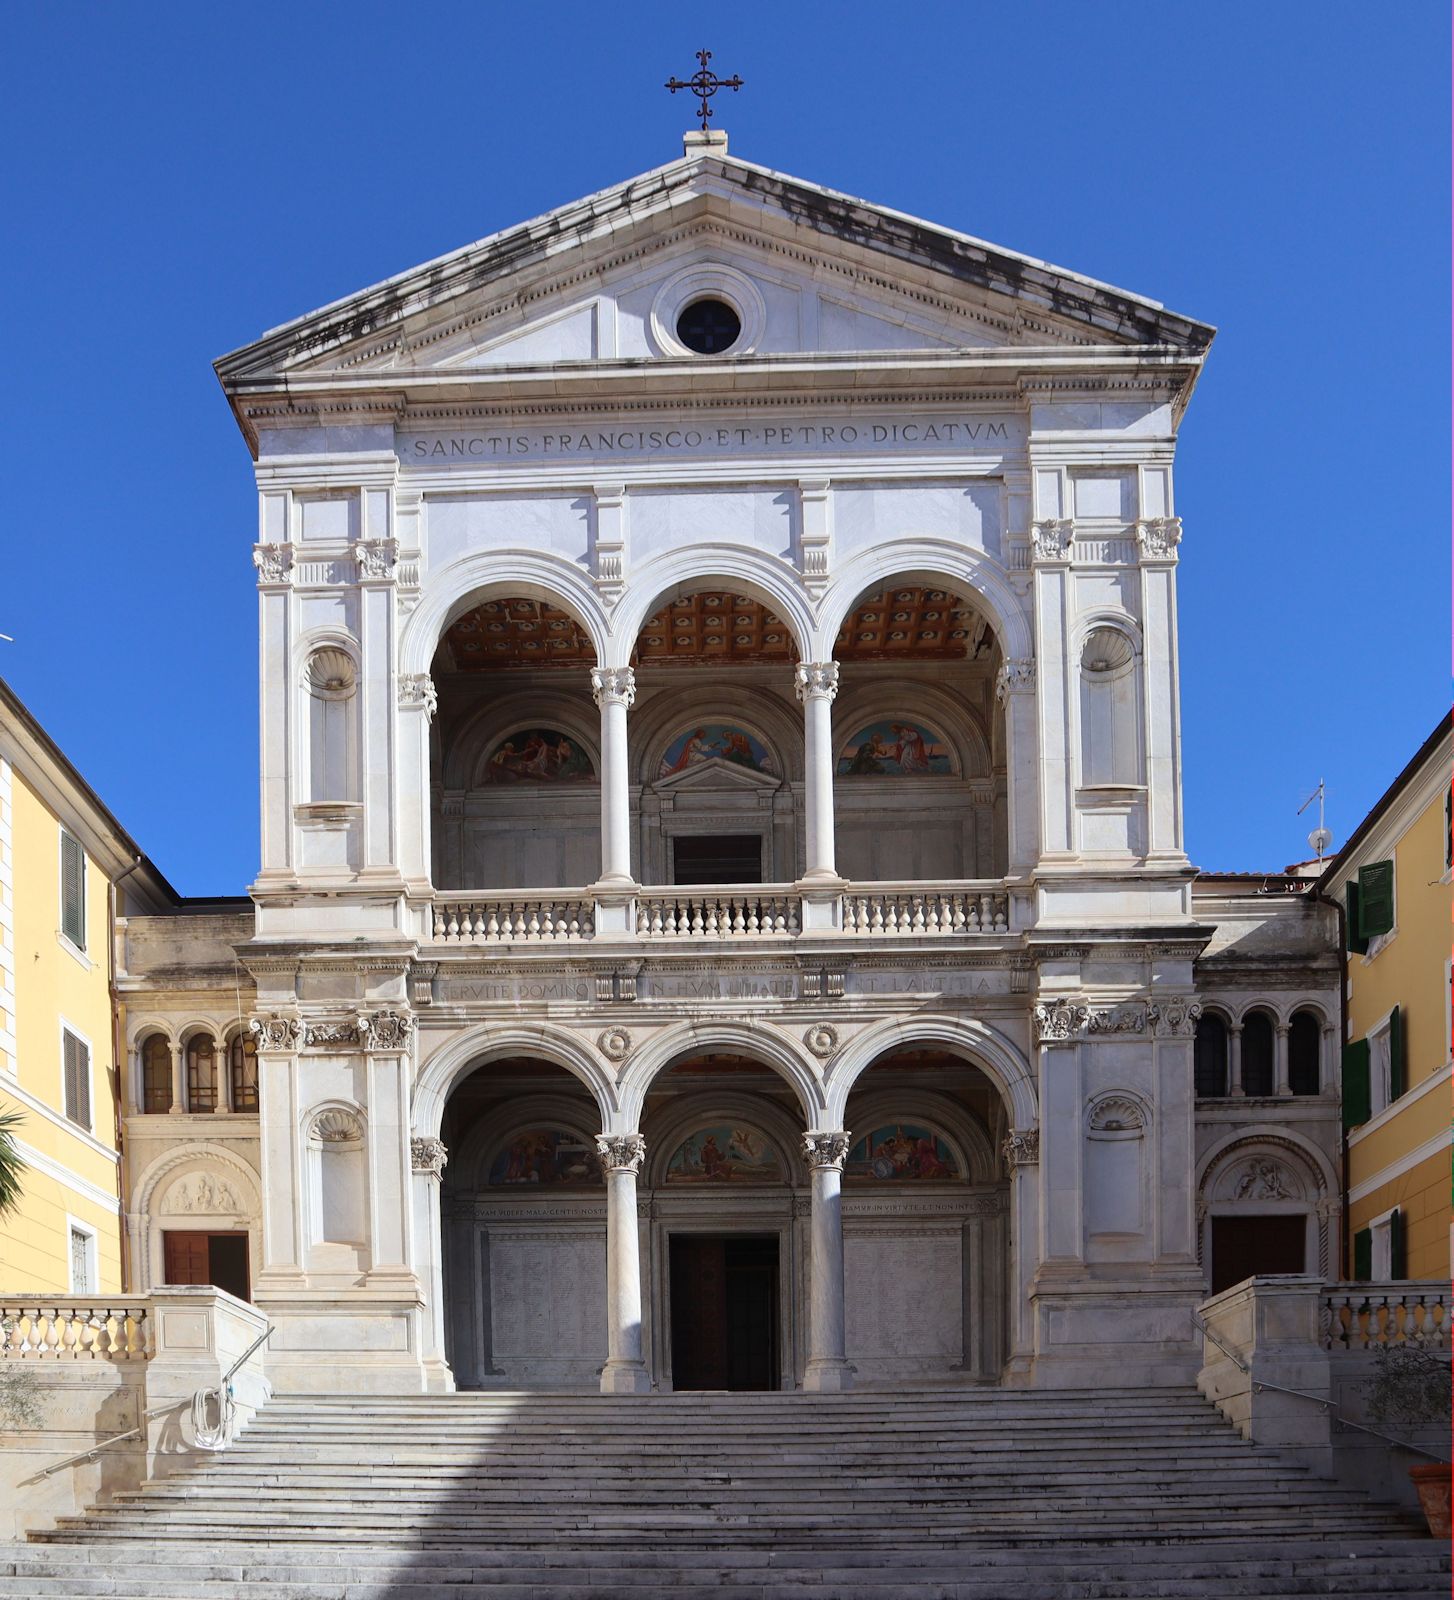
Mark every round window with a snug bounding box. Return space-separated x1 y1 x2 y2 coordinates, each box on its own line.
675 297 742 355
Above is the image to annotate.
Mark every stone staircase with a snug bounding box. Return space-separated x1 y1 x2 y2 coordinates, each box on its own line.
2 1386 1446 1598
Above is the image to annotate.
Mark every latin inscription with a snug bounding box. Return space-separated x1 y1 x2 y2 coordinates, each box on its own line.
399 413 1018 467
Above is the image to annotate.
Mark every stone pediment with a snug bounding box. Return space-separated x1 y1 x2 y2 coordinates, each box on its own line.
650 757 784 795
215 149 1214 391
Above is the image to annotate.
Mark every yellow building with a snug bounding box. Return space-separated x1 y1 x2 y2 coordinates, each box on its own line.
1322 711 1452 1281
0 677 174 1294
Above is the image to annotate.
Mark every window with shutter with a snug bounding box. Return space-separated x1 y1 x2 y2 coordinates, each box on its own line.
1341 1038 1371 1128
1445 785 1453 873
1389 1209 1408 1279
1345 881 1367 954
62 1029 91 1129
60 831 86 950
1357 859 1395 941
1389 1006 1406 1101
1352 1226 1372 1282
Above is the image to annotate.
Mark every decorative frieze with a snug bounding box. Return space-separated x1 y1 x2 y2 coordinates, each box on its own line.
1001 1129 1040 1170
252 542 293 586
1136 516 1183 560
802 1130 851 1170
248 1013 301 1052
1031 519 1074 561
595 1133 646 1174
411 1137 448 1178
361 1009 415 1051
398 673 438 719
1086 1004 1147 1036
1148 996 1203 1036
355 538 399 580
1033 999 1090 1042
306 1019 362 1048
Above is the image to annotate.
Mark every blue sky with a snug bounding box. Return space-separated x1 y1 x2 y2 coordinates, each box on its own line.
2 2 1447 894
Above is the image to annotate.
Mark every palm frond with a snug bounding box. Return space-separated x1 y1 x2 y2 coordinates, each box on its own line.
0 1107 27 1219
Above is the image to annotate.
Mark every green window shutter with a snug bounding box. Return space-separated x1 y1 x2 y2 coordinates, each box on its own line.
62 1031 90 1129
1389 1006 1407 1101
1389 1209 1408 1279
1353 1227 1373 1281
60 831 86 950
1445 784 1453 872
1357 860 1395 941
1342 1038 1371 1128
1345 881 1368 954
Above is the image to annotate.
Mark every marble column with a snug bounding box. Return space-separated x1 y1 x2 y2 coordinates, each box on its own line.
802 1130 853 1392
1229 1023 1245 1098
1274 1022 1291 1097
214 1035 231 1114
596 1133 650 1393
168 1043 185 1115
250 1016 307 1287
591 668 636 888
411 1137 453 1391
794 664 840 882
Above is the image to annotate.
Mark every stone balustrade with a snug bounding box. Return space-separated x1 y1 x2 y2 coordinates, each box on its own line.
0 1299 152 1360
432 894 596 944
429 880 1011 945
842 885 1009 935
1321 1282 1449 1350
637 887 801 939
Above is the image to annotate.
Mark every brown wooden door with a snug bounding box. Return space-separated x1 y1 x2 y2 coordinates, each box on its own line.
162 1230 251 1302
1210 1215 1306 1295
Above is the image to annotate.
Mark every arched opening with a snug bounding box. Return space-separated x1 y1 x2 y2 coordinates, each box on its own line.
431 590 602 891
1199 1133 1334 1292
832 578 1005 882
1194 1013 1230 1099
184 1034 218 1114
629 584 803 887
841 1047 1011 1382
439 1055 608 1389
139 1033 172 1115
228 1031 259 1112
1289 1010 1321 1096
1240 1011 1276 1098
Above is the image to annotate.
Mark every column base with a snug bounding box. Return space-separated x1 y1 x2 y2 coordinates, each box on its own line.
803 1358 855 1393
599 1359 652 1394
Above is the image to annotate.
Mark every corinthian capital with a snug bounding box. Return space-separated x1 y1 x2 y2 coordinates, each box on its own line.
591 666 636 710
802 1130 852 1169
595 1132 646 1174
252 543 293 586
794 662 840 704
994 659 1036 704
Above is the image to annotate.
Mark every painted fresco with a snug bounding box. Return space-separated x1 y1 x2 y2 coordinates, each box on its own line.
837 720 953 777
664 1126 783 1183
487 1129 602 1186
483 729 595 783
845 1125 961 1181
659 725 776 778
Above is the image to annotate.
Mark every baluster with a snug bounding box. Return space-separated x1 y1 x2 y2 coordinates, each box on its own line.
745 900 760 935
39 1308 61 1357
787 898 800 934
15 1309 37 1356
688 902 704 936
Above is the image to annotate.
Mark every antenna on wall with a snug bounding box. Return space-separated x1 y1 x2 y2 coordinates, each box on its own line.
1298 779 1332 862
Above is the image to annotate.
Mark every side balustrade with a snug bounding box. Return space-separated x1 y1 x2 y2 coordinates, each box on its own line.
0 1300 151 1360
429 882 1011 946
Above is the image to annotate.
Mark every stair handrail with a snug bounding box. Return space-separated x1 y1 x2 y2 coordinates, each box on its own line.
192 1322 274 1451
1191 1309 1450 1464
30 1402 178 1480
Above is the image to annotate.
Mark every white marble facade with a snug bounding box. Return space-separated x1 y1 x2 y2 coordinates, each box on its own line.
114 134 1343 1394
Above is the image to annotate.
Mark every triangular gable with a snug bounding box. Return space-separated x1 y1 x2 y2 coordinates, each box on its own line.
216 150 1214 385
651 758 784 796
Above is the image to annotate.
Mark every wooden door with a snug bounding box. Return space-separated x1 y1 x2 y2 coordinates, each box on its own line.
163 1230 211 1285
670 1236 729 1389
1210 1215 1306 1295
162 1230 251 1302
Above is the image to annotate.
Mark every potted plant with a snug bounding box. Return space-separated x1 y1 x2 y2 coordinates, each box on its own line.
1367 1342 1452 1538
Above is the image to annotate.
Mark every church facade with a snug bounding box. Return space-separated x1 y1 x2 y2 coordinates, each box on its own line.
112 132 1343 1397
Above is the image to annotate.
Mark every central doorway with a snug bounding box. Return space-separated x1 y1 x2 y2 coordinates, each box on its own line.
669 1234 779 1390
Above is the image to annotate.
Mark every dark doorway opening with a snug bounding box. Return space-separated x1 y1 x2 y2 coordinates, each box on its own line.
670 1234 779 1390
1210 1214 1306 1295
163 1230 251 1302
672 834 762 885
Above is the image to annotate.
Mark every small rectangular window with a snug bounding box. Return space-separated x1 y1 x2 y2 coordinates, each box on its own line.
68 1225 95 1292
60 831 86 950
62 1029 91 1129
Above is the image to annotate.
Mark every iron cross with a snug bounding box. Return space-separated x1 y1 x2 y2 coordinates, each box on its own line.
666 50 744 133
